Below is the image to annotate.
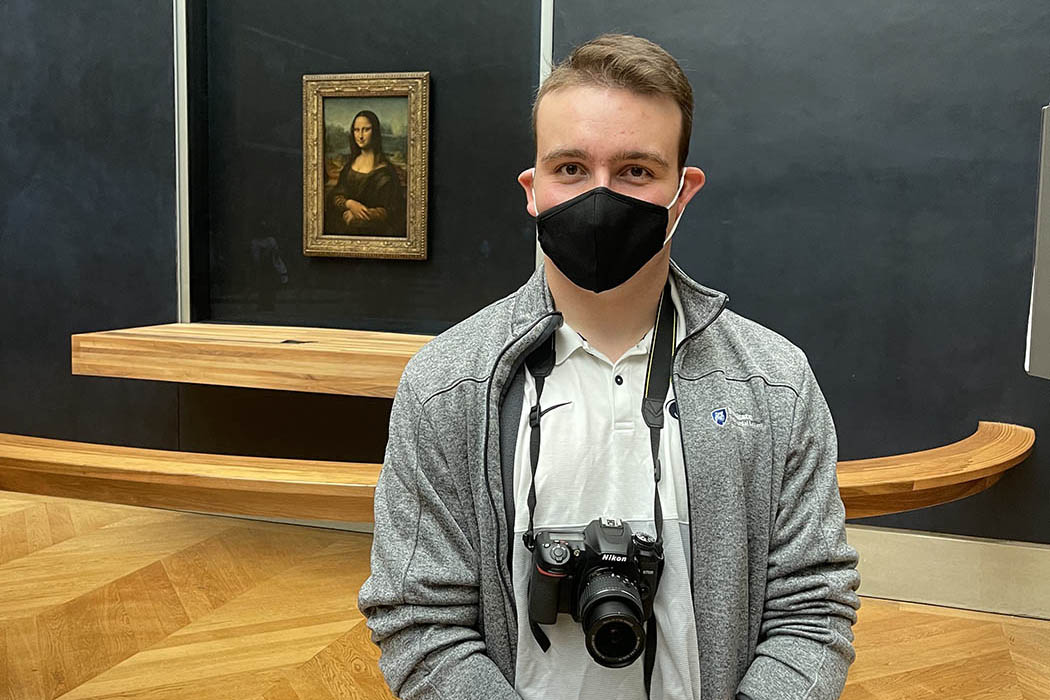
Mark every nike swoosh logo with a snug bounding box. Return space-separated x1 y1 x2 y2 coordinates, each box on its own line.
538 401 572 419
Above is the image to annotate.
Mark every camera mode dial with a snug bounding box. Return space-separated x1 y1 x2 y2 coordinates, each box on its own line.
632 531 656 547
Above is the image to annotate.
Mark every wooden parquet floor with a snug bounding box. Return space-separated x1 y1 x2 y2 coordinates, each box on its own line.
0 489 1046 699
843 598 1050 699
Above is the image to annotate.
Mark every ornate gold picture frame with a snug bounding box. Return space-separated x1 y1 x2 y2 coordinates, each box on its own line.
302 72 429 259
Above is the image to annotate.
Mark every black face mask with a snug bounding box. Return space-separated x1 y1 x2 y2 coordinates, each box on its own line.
534 174 685 293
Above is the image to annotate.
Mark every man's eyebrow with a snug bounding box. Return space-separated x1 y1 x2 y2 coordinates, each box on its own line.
539 148 671 170
540 148 590 164
610 150 671 169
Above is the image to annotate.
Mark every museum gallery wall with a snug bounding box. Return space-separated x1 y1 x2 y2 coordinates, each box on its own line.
554 0 1050 542
2 0 1050 545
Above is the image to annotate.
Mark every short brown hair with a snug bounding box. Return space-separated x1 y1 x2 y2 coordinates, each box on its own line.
531 33 694 169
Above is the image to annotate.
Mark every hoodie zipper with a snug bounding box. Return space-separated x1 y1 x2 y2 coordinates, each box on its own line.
482 311 563 647
484 286 728 664
670 294 729 653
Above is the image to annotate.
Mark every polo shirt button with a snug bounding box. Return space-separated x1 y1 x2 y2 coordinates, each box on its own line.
614 375 624 385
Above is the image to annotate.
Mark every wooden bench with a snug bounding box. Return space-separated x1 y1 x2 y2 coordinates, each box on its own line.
0 433 378 523
837 420 1034 518
72 323 432 398
0 422 1033 521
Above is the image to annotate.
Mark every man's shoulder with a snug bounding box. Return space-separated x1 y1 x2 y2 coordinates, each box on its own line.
706 307 812 394
400 292 519 402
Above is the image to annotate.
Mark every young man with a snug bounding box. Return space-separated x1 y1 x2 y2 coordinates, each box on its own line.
359 34 861 700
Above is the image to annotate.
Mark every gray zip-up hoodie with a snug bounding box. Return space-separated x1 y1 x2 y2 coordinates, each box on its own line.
359 259 861 700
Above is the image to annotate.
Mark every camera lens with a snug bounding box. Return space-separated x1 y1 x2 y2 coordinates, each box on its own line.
579 571 645 667
591 604 640 658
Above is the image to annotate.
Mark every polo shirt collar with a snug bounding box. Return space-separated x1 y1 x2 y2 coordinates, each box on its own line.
552 276 688 366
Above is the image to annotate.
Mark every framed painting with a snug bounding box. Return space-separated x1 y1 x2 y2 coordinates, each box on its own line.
302 72 429 259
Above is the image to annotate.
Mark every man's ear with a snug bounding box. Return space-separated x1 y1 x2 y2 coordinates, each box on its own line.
517 167 537 217
676 166 706 210
666 167 706 233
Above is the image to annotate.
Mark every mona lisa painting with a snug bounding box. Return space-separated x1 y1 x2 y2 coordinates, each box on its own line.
302 72 429 259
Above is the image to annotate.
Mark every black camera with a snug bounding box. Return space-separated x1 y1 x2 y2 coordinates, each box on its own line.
527 518 664 667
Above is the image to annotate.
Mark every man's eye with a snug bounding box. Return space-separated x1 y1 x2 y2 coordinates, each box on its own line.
626 166 649 178
561 164 580 176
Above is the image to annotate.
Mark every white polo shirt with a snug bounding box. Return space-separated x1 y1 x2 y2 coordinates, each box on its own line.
511 277 701 700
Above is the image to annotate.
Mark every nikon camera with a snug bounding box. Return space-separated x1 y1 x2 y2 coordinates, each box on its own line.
528 518 664 667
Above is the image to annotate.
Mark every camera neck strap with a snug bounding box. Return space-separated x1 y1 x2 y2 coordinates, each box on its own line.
522 279 676 552
522 281 675 697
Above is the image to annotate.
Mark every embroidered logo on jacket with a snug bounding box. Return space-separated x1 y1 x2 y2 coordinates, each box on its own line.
711 406 763 428
731 409 762 426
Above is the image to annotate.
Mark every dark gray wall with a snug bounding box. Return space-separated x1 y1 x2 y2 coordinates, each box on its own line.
203 0 540 335
555 0 1050 544
5 0 1047 544
0 0 541 466
184 0 541 461
178 385 392 463
0 0 179 449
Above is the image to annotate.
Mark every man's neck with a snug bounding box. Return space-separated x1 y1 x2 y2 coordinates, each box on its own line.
545 251 671 364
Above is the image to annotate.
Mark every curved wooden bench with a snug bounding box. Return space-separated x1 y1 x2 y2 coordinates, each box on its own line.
838 421 1035 518
0 422 1034 522
0 433 379 523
